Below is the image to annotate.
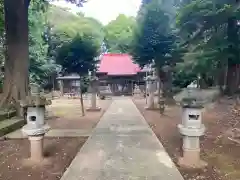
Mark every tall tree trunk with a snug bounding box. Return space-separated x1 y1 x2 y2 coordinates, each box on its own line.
156 67 161 107
1 0 30 114
236 64 240 91
225 64 239 95
217 65 226 94
199 73 208 89
162 65 175 105
225 16 239 95
79 78 85 116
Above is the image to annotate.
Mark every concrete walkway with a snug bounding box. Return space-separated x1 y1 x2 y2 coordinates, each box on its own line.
61 98 184 180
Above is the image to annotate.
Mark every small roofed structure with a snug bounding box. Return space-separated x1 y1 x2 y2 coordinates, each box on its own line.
56 73 81 96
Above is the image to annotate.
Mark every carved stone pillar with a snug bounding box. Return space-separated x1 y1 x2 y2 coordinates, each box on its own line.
87 77 101 112
145 76 157 110
59 80 64 96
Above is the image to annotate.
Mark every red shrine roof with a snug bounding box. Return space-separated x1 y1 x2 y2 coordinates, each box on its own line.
97 53 141 75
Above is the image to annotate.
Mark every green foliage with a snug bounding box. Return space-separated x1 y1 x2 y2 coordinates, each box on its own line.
56 34 100 76
0 0 5 72
0 0 88 91
48 0 87 7
63 0 87 6
176 0 240 91
104 14 136 53
28 0 59 86
0 0 4 35
141 0 151 4
47 5 103 42
46 5 104 65
131 0 181 69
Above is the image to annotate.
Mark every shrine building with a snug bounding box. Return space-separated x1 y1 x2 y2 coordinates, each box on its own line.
57 53 150 96
97 53 149 95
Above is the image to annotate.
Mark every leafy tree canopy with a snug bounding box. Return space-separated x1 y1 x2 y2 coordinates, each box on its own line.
0 1 4 35
45 4 104 74
56 34 100 76
131 0 180 69
25 0 60 87
104 14 136 53
49 0 87 6
175 0 240 93
47 5 104 41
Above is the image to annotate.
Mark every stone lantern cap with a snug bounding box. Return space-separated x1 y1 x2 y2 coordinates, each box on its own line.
181 97 203 109
20 95 52 108
20 83 52 108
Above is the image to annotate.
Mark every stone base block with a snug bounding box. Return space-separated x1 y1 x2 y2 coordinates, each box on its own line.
86 107 101 112
133 95 144 99
178 150 207 169
22 157 51 166
145 106 155 110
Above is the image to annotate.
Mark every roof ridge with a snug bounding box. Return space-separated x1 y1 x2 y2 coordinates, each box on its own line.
103 53 130 56
98 53 141 75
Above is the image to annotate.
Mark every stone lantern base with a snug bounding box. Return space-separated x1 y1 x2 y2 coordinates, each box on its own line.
145 106 155 110
178 124 207 169
178 148 208 169
145 93 155 110
29 136 44 162
86 107 101 112
178 150 207 169
22 124 50 163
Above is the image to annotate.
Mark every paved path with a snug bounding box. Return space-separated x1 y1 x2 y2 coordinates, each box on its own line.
61 98 184 180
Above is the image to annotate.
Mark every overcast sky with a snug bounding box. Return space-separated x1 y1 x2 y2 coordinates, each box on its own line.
51 0 142 25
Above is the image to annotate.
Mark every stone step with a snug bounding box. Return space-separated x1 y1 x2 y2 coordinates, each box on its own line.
0 118 25 137
0 110 17 121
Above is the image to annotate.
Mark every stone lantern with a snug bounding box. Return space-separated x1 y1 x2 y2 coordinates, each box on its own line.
145 75 157 110
20 84 51 163
178 97 207 169
133 84 142 99
87 76 101 111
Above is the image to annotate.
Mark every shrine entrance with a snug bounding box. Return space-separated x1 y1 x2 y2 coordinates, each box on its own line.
106 76 146 96
110 78 134 96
